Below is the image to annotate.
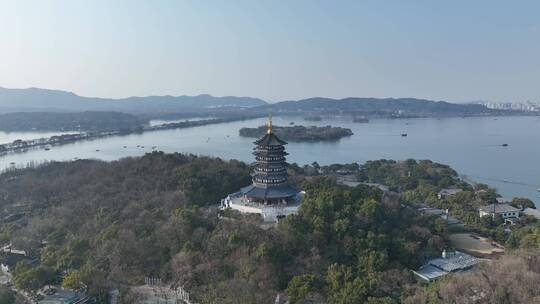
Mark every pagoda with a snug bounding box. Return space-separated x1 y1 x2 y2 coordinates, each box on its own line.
241 115 298 204
221 115 302 221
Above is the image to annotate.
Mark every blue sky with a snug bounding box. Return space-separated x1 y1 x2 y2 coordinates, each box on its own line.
0 0 538 102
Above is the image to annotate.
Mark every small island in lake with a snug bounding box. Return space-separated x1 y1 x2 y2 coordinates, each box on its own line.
239 125 353 142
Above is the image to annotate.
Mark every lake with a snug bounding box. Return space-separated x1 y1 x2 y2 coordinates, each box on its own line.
1 116 539 205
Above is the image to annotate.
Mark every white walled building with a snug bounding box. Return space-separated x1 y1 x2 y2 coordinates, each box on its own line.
479 204 520 219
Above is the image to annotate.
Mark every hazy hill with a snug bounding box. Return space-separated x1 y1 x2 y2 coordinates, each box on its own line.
0 87 267 114
0 87 510 118
264 97 494 116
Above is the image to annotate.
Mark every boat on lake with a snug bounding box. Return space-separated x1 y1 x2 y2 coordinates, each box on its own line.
401 133 408 137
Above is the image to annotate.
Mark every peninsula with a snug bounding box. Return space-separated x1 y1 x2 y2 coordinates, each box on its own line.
0 115 262 155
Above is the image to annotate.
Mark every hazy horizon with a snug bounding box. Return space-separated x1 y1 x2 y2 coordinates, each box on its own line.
1 1 539 103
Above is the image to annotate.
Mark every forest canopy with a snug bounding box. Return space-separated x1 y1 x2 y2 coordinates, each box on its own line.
0 153 538 303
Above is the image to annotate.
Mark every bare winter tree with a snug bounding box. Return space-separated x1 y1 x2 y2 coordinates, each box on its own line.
405 251 540 304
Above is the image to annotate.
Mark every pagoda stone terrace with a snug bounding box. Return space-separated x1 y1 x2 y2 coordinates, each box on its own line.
221 190 304 222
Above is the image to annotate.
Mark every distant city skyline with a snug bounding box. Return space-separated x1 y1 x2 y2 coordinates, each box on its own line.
1 0 539 103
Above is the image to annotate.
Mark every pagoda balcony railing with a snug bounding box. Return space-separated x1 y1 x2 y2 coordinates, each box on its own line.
253 150 288 156
256 156 286 162
253 181 289 188
256 145 286 150
254 173 287 178
254 167 287 173
254 147 286 152
253 172 287 178
253 177 287 183
255 161 289 167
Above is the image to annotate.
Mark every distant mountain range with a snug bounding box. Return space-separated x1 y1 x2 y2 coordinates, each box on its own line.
0 87 520 117
0 87 267 113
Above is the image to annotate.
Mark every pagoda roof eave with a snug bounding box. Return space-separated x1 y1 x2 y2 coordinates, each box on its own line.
254 133 288 146
241 184 298 200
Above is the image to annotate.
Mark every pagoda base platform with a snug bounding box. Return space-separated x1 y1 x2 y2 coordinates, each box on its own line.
220 190 304 222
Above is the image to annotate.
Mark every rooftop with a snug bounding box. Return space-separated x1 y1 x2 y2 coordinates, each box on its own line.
241 184 298 200
429 252 478 272
479 203 519 214
1 252 37 269
413 251 478 282
419 207 446 216
413 264 448 282
38 288 85 304
361 182 390 192
335 178 389 192
438 188 463 196
254 132 287 146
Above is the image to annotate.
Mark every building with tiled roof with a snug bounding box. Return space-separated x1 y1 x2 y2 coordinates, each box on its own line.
479 203 520 219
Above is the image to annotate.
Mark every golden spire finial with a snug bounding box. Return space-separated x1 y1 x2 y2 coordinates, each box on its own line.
267 113 273 134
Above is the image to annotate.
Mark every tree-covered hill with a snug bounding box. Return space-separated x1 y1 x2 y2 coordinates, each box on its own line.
4 154 540 303
0 153 448 303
